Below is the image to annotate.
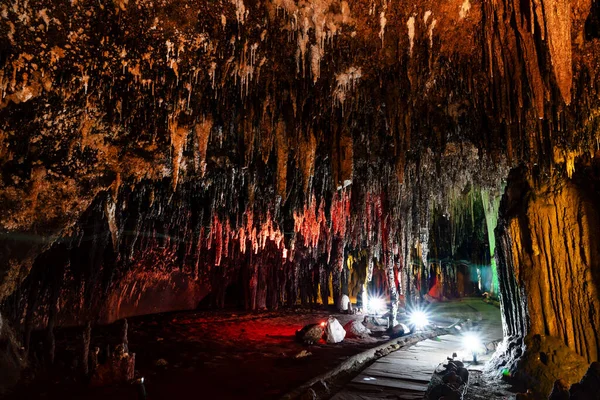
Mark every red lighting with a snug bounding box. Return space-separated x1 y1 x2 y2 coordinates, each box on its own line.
320 321 326 327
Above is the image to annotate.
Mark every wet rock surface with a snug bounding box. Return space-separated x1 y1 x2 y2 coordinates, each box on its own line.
0 0 600 397
495 165 600 395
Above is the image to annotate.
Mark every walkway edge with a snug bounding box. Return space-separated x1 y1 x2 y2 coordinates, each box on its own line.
280 327 451 400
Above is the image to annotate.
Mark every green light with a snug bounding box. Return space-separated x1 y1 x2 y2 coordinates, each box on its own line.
481 188 503 297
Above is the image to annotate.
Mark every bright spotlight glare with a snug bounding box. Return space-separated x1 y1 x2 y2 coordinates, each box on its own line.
368 297 386 315
462 332 483 354
409 310 430 329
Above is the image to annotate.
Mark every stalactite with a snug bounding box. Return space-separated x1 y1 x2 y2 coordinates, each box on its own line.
481 188 503 297
169 120 190 190
194 117 213 176
1 7 599 397
297 131 317 193
275 120 289 198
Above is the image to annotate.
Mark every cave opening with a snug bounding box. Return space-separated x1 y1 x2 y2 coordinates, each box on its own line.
2 0 600 399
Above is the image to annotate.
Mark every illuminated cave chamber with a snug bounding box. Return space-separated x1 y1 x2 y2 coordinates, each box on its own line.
1 0 600 397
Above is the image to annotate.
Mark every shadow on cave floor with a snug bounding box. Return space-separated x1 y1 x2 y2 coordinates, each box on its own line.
5 298 504 400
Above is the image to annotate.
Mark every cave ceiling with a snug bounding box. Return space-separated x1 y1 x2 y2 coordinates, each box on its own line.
0 0 599 306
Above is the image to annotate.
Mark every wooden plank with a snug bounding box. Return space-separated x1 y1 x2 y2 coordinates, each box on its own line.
331 391 382 400
365 365 433 381
350 375 429 391
354 371 431 383
375 357 439 366
333 386 425 400
333 389 425 400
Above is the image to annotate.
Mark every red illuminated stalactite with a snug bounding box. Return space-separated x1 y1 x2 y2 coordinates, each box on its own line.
326 231 333 265
212 216 223 267
193 226 204 280
224 219 231 264
238 225 247 254
331 190 351 237
294 194 328 249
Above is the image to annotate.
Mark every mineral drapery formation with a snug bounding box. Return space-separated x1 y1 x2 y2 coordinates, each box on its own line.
495 162 600 394
1 0 600 395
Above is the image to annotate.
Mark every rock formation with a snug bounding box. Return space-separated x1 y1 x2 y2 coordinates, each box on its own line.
1 0 599 395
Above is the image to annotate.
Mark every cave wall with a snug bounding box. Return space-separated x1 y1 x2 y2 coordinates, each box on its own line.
496 160 600 393
0 0 516 328
0 0 599 353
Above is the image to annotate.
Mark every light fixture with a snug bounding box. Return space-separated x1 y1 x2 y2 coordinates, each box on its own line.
367 296 386 315
408 310 430 330
462 332 483 363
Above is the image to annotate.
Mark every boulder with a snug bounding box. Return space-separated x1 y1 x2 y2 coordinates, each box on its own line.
325 317 346 344
343 320 371 338
516 334 589 396
295 324 324 345
387 323 410 338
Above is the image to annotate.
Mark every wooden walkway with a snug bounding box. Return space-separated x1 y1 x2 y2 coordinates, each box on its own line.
331 335 463 399
332 299 503 400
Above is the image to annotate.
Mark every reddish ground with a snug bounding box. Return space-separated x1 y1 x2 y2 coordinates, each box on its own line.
8 308 389 399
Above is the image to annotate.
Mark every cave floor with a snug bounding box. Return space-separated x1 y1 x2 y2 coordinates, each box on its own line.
331 298 511 399
8 298 505 400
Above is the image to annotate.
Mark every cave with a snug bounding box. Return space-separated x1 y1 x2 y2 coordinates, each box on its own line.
1 0 599 399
